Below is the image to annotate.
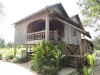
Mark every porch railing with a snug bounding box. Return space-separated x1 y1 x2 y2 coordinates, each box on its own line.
27 30 54 41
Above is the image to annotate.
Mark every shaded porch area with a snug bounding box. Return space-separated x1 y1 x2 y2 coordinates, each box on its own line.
27 30 54 44
27 18 64 44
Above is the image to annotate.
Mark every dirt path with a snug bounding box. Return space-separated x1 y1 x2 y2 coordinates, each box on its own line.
95 52 100 75
0 52 100 75
0 61 38 75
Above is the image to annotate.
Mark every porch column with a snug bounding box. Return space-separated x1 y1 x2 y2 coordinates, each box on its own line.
14 45 17 56
45 14 49 41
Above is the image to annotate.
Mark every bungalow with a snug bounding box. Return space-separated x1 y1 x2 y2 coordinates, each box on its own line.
13 3 92 66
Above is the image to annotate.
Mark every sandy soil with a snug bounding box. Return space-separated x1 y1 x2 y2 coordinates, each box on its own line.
0 52 100 75
0 61 38 75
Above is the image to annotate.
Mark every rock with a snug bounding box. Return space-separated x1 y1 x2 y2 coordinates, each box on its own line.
57 67 78 75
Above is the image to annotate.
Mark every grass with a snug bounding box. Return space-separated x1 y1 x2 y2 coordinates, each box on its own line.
0 47 32 63
0 48 26 53
0 48 26 59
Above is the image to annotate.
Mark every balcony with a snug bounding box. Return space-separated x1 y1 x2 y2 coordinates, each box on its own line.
27 30 54 44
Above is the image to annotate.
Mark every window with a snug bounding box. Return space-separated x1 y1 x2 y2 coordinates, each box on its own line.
72 28 76 36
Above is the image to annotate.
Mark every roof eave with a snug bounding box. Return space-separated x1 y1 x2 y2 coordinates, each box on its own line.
12 6 50 25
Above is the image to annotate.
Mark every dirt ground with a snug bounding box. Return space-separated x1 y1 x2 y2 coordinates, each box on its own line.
94 52 100 75
0 61 38 75
0 52 100 75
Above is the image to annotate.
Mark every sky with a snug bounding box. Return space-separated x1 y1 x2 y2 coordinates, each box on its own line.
0 0 95 42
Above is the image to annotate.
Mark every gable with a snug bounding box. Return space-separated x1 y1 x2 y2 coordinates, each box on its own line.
49 3 69 18
71 16 79 24
70 14 84 30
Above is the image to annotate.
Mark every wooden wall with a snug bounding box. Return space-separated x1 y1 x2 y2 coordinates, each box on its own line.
14 14 46 45
14 4 70 45
63 24 81 45
14 6 81 45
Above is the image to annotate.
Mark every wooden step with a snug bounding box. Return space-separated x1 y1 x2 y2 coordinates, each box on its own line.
66 63 77 67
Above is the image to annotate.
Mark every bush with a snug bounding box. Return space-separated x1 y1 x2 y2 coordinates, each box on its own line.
31 65 58 75
5 54 14 60
0 54 2 60
4 51 14 60
12 57 28 63
31 41 66 74
41 66 59 75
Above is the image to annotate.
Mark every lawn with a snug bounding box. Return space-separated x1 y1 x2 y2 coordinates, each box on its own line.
0 48 26 58
0 48 26 52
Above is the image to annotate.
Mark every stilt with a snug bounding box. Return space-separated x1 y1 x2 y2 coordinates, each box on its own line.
14 45 17 56
29 45 31 51
26 44 28 58
83 35 85 55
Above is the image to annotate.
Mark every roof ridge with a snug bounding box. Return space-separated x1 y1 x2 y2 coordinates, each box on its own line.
12 3 63 25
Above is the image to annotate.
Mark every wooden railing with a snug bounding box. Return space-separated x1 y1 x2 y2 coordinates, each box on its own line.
27 30 54 41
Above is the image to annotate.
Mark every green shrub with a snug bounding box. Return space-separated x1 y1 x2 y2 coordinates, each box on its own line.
0 54 2 60
41 66 59 75
12 57 28 63
4 51 14 60
31 40 66 74
3 51 14 60
5 54 14 60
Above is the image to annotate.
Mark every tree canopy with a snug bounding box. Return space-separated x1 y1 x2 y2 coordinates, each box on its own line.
0 38 5 48
92 36 100 50
7 42 14 48
78 0 100 30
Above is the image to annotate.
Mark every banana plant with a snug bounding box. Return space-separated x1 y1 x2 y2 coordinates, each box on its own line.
53 48 61 66
31 40 66 74
83 66 91 75
83 53 96 75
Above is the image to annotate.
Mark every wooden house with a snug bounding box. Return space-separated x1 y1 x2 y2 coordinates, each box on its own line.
13 3 92 65
81 39 94 54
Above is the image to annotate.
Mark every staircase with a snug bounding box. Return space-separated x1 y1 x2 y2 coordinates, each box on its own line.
66 55 77 67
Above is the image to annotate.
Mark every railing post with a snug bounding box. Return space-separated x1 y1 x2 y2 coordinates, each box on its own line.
45 14 49 41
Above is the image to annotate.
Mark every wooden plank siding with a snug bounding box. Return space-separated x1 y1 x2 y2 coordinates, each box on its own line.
14 4 83 45
14 14 46 45
63 24 81 45
14 23 27 44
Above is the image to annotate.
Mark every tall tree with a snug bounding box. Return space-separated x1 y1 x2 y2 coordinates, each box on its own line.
77 0 100 30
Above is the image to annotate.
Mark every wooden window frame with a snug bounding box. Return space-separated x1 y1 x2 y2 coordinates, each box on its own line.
72 28 76 36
